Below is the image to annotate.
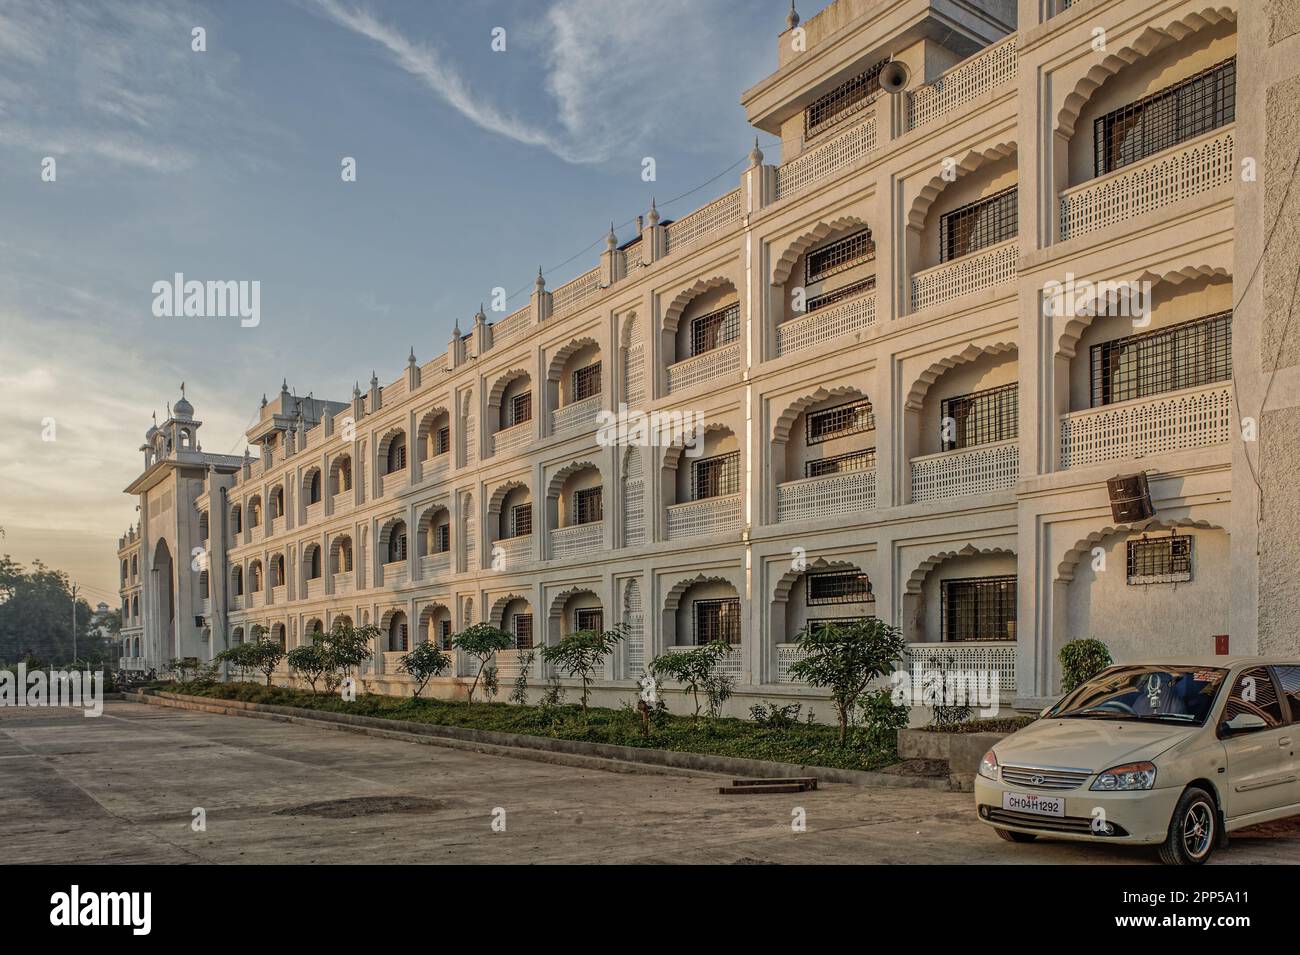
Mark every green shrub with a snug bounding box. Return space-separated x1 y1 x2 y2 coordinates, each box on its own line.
856 687 910 753
1059 638 1113 693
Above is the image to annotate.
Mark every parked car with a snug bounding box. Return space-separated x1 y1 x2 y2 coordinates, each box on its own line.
974 657 1300 864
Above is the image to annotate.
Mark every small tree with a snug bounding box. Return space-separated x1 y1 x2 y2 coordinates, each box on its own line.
790 618 907 746
539 624 625 713
286 642 330 692
649 640 734 720
398 641 452 698
452 624 513 703
508 648 535 705
1059 638 1112 693
214 642 259 682
322 622 379 691
250 638 286 687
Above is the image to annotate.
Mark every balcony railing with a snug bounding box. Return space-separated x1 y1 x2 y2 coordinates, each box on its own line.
423 455 450 482
332 571 353 594
491 305 532 344
306 577 323 599
907 35 1017 130
1059 126 1234 240
420 552 451 578
379 469 405 497
908 641 1016 697
664 644 743 682
305 501 322 524
911 439 1019 503
775 117 876 200
551 394 602 436
494 651 540 681
911 237 1017 312
493 420 533 457
1059 382 1232 469
270 584 284 605
551 267 601 317
776 289 877 356
776 469 876 523
664 188 742 255
230 594 244 610
494 534 532 570
249 524 263 544
667 341 741 393
382 560 407 587
551 520 603 559
332 491 353 515
667 493 742 540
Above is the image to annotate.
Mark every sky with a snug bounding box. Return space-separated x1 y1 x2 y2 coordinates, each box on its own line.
0 0 793 606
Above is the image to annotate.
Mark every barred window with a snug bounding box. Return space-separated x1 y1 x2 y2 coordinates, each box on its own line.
509 503 532 538
941 383 1018 450
941 576 1017 641
805 59 888 138
691 452 740 501
512 613 534 650
434 523 451 553
573 361 601 401
806 229 876 284
575 608 604 632
574 486 603 525
387 437 407 472
808 398 874 444
694 598 741 645
807 571 874 605
806 275 876 313
1126 535 1192 585
434 426 450 455
806 448 876 478
389 527 407 562
438 619 453 650
509 392 532 426
939 186 1017 262
199 571 209 599
689 303 740 356
1094 57 1235 177
1090 312 1231 407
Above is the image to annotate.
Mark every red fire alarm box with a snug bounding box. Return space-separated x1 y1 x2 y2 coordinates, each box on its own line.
1214 634 1230 655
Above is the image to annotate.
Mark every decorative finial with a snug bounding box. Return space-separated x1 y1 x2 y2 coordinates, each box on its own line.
408 346 416 363
786 1 799 29
180 381 186 398
606 222 617 251
749 136 764 166
281 377 289 394
647 197 659 225
370 370 378 388
260 393 267 408
353 381 361 398
453 318 462 336
535 266 545 290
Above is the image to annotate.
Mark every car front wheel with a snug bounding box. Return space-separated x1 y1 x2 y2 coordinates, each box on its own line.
1158 787 1217 865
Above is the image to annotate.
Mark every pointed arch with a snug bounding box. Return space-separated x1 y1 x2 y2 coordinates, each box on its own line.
904 543 1017 594
771 384 869 443
770 213 871 286
904 339 1018 411
907 140 1017 231
662 273 741 334
1055 516 1225 582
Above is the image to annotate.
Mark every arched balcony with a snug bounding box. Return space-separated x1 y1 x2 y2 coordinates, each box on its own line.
268 485 285 531
661 426 742 540
770 560 876 683
379 518 409 587
329 453 353 515
269 553 286 603
488 483 532 570
492 596 537 681
302 467 323 522
329 534 354 594
377 429 408 496
416 407 451 481
771 388 877 523
247 495 263 541
302 542 323 599
489 371 534 459
419 603 453 650
661 575 745 683
547 463 603 559
247 560 264 604
417 505 452 578
770 220 878 358
548 339 603 437
663 278 742 394
230 566 244 609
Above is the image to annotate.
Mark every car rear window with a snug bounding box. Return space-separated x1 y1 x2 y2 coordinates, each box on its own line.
1274 666 1300 724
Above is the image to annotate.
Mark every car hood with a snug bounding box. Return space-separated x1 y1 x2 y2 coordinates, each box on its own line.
994 718 1197 772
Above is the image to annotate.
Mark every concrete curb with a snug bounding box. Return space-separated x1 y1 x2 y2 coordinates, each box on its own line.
126 690 950 790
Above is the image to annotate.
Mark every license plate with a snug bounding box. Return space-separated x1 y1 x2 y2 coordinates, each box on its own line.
1003 791 1066 817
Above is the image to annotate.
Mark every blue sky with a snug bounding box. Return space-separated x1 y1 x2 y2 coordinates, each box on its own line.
0 0 792 603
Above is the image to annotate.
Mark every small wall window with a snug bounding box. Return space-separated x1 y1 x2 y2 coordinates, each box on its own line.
575 608 604 632
941 576 1016 642
434 523 451 553
388 526 407 562
573 362 602 401
438 619 453 650
941 383 1018 450
807 571 873 605
690 452 740 501
693 598 741 645
1090 312 1231 408
1126 535 1192 585
434 427 451 455
512 613 534 650
574 486 603 525
689 303 740 357
938 186 1017 262
807 398 874 444
509 392 533 426
805 229 875 284
510 503 533 538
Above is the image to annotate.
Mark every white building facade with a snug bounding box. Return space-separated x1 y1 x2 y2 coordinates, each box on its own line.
118 0 1296 714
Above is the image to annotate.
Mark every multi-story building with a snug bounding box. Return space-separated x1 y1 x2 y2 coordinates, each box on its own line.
118 0 1296 714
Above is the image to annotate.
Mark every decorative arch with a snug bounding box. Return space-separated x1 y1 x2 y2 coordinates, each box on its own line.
771 557 868 605
417 501 451 535
547 585 599 623
904 339 1018 411
376 515 407 550
770 214 871 286
1055 516 1226 582
771 384 868 443
662 571 743 615
904 543 1017 595
487 479 529 516
619 311 639 348
489 592 531 628
661 420 735 474
488 368 531 408
907 140 1017 231
662 273 740 334
301 466 323 504
547 336 600 381
329 452 352 490
416 405 450 448
328 534 353 572
303 617 325 638
1054 6 1237 139
546 459 601 501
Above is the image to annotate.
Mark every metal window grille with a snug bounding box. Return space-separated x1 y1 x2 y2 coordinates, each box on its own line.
691 451 740 501
807 616 872 635
199 571 209 599
693 598 741 645
573 362 601 401
941 383 1018 450
1090 312 1232 407
808 397 875 444
434 523 450 553
689 303 740 356
391 623 408 652
388 439 406 472
390 530 407 562
804 59 888 138
512 613 533 650
1094 57 1235 177
574 486 603 525
939 185 1018 262
941 576 1017 642
806 447 876 478
438 619 452 650
509 392 532 426
806 228 876 284
807 571 874 605
576 608 604 632
1126 535 1192 584
805 275 876 313
434 426 450 455
510 503 532 538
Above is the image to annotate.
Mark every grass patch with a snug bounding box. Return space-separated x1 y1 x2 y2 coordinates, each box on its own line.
172 682 898 772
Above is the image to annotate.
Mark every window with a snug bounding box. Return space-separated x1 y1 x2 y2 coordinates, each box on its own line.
941 576 1016 641
1126 535 1192 585
389 526 407 562
509 392 532 426
689 303 740 356
1090 312 1231 407
804 59 888 138
510 503 532 538
434 426 451 456
512 613 534 650
573 362 601 401
576 608 604 632
941 383 1018 450
805 275 876 313
1223 666 1284 729
309 547 322 579
573 486 603 525
806 229 875 284
1094 57 1235 176
1274 667 1300 725
807 571 873 605
690 452 740 500
387 436 407 473
693 598 741 645
806 448 876 478
434 523 451 553
307 471 321 504
199 571 209 599
232 568 243 596
807 398 874 444
438 619 453 650
390 621 409 652
938 186 1017 262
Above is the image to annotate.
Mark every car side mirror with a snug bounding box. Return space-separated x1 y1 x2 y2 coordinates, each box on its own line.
1221 712 1268 736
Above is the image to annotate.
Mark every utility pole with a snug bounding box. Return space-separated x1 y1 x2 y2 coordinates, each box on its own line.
70 581 78 665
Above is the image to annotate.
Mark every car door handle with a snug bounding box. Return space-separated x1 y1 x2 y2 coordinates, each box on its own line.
1280 737 1293 747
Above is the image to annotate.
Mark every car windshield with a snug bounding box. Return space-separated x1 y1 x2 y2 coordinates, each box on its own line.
1048 666 1228 725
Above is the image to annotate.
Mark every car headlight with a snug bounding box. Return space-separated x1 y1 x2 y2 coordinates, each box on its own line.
978 749 999 780
1090 761 1157 791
